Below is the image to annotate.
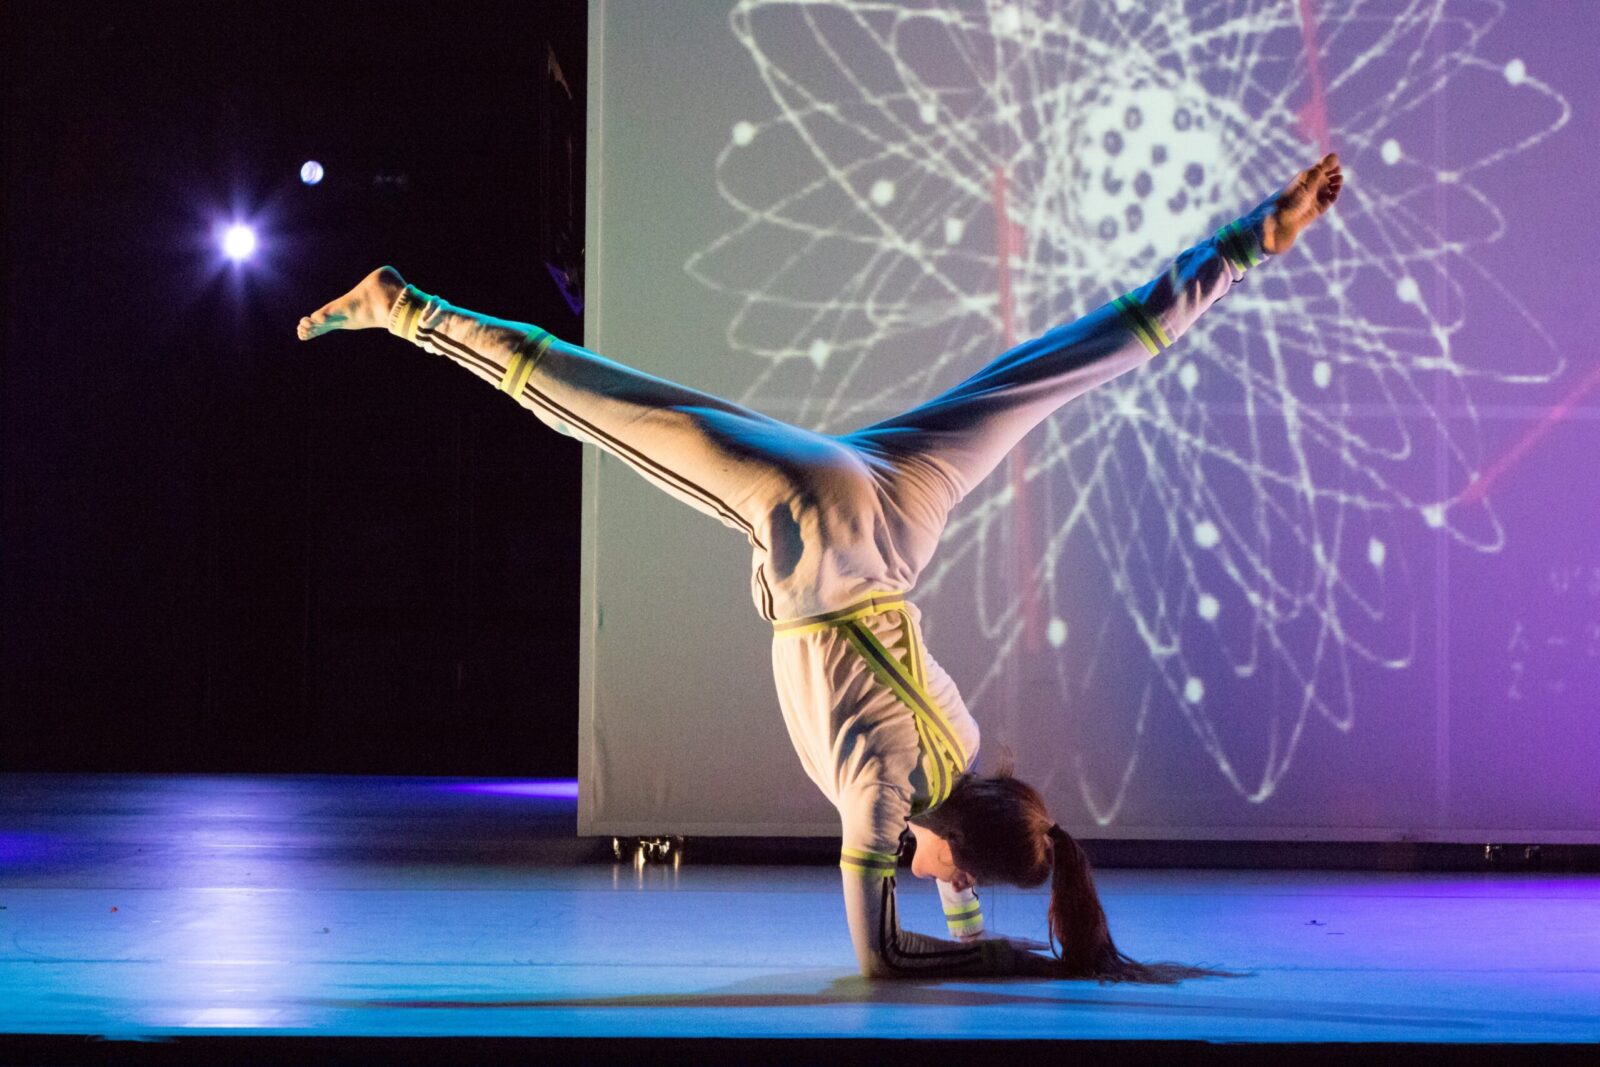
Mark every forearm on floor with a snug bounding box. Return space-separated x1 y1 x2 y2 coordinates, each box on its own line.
846 871 1047 979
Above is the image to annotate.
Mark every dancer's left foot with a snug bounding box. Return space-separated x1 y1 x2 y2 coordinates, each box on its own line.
297 265 407 341
1262 153 1343 255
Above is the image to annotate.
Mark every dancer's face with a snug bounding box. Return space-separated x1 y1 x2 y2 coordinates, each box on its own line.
907 823 976 892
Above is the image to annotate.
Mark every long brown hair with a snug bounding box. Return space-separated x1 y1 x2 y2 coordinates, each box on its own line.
913 765 1243 984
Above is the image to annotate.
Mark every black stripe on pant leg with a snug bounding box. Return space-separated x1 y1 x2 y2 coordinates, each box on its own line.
754 563 774 620
420 327 502 379
421 327 767 553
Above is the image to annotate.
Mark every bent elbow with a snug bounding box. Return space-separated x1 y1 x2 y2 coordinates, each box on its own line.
856 951 900 981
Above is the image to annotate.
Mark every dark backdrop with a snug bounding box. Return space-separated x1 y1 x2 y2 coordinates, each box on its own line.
1 0 586 776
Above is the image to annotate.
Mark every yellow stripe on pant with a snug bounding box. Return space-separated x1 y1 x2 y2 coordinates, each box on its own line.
499 328 556 395
776 594 969 813
1113 293 1171 356
771 594 910 636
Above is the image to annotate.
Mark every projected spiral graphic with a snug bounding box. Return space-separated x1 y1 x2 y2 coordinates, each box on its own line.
685 0 1570 821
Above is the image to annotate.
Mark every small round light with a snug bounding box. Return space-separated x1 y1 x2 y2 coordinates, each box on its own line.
222 223 257 261
300 160 325 185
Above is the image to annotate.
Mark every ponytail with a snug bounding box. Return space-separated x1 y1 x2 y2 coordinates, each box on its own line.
923 771 1245 984
1044 824 1242 984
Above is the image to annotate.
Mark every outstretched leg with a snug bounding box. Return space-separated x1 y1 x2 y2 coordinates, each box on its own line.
845 154 1343 565
298 270 830 620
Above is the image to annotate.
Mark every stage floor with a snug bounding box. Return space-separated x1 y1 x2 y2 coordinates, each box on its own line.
1 774 1596 1057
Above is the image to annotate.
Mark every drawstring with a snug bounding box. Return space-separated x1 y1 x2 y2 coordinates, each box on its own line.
775 594 968 810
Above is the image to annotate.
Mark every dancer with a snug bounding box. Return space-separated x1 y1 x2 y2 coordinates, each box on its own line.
300 155 1343 981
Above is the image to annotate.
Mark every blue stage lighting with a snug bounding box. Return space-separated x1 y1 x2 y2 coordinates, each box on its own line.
300 160 325 185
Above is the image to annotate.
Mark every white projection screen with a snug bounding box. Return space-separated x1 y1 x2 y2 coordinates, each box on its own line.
579 0 1599 843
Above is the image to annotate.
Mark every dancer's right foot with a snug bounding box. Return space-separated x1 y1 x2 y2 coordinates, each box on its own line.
297 266 407 340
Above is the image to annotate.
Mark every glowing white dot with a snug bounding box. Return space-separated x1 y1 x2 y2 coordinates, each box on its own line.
1178 363 1199 391
1396 277 1421 304
944 217 965 244
870 179 895 206
1380 139 1401 165
1313 361 1332 389
1184 677 1205 703
1368 538 1387 568
920 101 939 125
221 223 256 261
994 4 1022 34
299 160 325 185
1197 593 1220 621
1504 58 1526 85
807 339 831 368
732 121 756 146
1047 618 1068 648
1193 520 1220 549
1422 504 1445 529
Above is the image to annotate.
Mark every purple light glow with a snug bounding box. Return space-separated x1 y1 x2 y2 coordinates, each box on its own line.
0 832 57 865
442 779 580 799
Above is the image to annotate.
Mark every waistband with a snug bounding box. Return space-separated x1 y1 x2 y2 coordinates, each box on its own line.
771 592 910 637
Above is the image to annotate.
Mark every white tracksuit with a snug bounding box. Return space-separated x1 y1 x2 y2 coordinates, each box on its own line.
384 200 1273 977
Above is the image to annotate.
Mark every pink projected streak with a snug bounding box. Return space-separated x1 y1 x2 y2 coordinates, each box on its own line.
994 166 1041 652
1459 361 1600 507
1296 0 1333 154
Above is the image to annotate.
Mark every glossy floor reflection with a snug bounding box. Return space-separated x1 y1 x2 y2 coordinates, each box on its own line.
1 775 1597 1046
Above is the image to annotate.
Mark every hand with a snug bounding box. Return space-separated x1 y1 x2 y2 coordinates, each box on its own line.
1009 946 1065 978
966 934 1056 953
984 934 1050 953
976 934 1062 977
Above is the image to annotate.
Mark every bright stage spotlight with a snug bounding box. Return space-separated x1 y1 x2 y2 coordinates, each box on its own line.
221 223 257 262
300 160 325 185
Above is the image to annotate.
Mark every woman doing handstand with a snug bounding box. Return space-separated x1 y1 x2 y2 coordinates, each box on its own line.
299 154 1344 982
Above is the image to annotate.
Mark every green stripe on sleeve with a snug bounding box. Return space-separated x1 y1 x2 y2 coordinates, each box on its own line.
840 848 898 877
946 917 984 937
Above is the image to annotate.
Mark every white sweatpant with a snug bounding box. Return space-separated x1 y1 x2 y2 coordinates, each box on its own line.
387 198 1273 628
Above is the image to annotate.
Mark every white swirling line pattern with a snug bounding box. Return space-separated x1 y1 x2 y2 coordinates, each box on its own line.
683 0 1571 822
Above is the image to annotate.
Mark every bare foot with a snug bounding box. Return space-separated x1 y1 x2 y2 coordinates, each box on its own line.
297 266 407 340
1262 153 1344 255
